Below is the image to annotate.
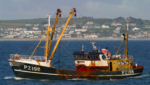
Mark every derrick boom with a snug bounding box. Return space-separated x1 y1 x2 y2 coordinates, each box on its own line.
49 8 76 60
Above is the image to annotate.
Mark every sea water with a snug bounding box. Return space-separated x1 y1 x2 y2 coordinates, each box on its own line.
0 40 150 85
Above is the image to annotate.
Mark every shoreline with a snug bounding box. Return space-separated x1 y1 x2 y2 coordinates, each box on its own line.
0 38 150 41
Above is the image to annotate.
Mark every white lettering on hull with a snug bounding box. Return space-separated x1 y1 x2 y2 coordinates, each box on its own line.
121 70 134 75
24 65 41 72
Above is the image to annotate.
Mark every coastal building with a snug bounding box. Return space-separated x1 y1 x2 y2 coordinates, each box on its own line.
113 27 121 34
84 34 98 38
130 23 136 26
82 25 89 29
32 27 39 30
25 23 32 26
112 33 117 37
70 24 76 27
87 21 94 25
77 34 82 38
75 29 87 32
34 24 39 27
145 25 150 28
102 25 110 28
44 24 48 27
95 26 101 28
132 27 140 31
69 31 74 34
7 28 14 31
63 34 71 38
111 22 122 26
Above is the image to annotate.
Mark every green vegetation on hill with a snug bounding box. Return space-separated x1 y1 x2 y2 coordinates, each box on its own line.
0 18 47 24
1 17 150 31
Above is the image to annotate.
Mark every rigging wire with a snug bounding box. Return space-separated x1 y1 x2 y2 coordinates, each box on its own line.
24 41 39 55
59 16 62 70
60 46 74 59
51 47 75 70
59 61 75 69
60 40 71 47
77 10 83 17
76 10 97 50
17 41 33 54
59 50 74 64
75 14 79 51
61 12 67 18
60 43 73 54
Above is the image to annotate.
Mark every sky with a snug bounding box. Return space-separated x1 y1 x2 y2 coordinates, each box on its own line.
0 0 150 20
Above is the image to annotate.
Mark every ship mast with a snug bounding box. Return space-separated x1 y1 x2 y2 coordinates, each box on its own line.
44 14 52 60
30 9 61 61
124 18 130 57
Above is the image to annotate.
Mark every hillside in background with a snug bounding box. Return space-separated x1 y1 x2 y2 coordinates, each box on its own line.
0 16 150 29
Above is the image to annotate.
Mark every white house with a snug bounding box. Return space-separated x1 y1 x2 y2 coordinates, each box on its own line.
113 27 120 34
132 27 140 31
102 25 110 28
63 34 71 38
130 23 136 26
111 22 122 26
25 24 32 26
75 29 87 32
44 24 48 27
87 21 94 24
32 27 39 30
95 26 101 28
145 25 150 28
82 26 89 29
69 31 74 34
84 34 98 38
34 24 39 27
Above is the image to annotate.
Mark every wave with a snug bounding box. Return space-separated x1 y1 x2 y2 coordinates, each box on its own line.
109 78 125 81
4 77 14 79
4 76 30 80
14 77 30 80
129 74 150 79
67 78 87 81
110 74 150 81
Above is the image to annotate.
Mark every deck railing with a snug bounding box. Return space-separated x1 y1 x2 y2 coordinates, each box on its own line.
10 54 45 60
111 55 133 60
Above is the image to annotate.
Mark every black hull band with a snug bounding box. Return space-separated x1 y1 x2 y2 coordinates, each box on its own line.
9 61 143 80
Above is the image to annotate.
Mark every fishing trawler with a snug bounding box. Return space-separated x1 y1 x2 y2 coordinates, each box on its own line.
8 8 143 80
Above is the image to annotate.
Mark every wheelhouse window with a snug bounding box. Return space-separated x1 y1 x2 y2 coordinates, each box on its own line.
81 55 84 59
76 55 78 59
90 55 100 60
96 55 99 59
91 55 94 60
78 55 81 59
73 55 78 59
85 55 88 59
74 54 100 60
88 55 91 59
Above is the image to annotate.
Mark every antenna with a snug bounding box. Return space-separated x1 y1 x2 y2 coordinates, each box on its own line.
126 17 130 30
48 14 51 26
90 42 97 50
99 44 100 52
82 43 84 51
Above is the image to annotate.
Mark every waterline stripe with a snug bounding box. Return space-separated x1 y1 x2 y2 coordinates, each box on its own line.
14 69 58 75
14 69 141 77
